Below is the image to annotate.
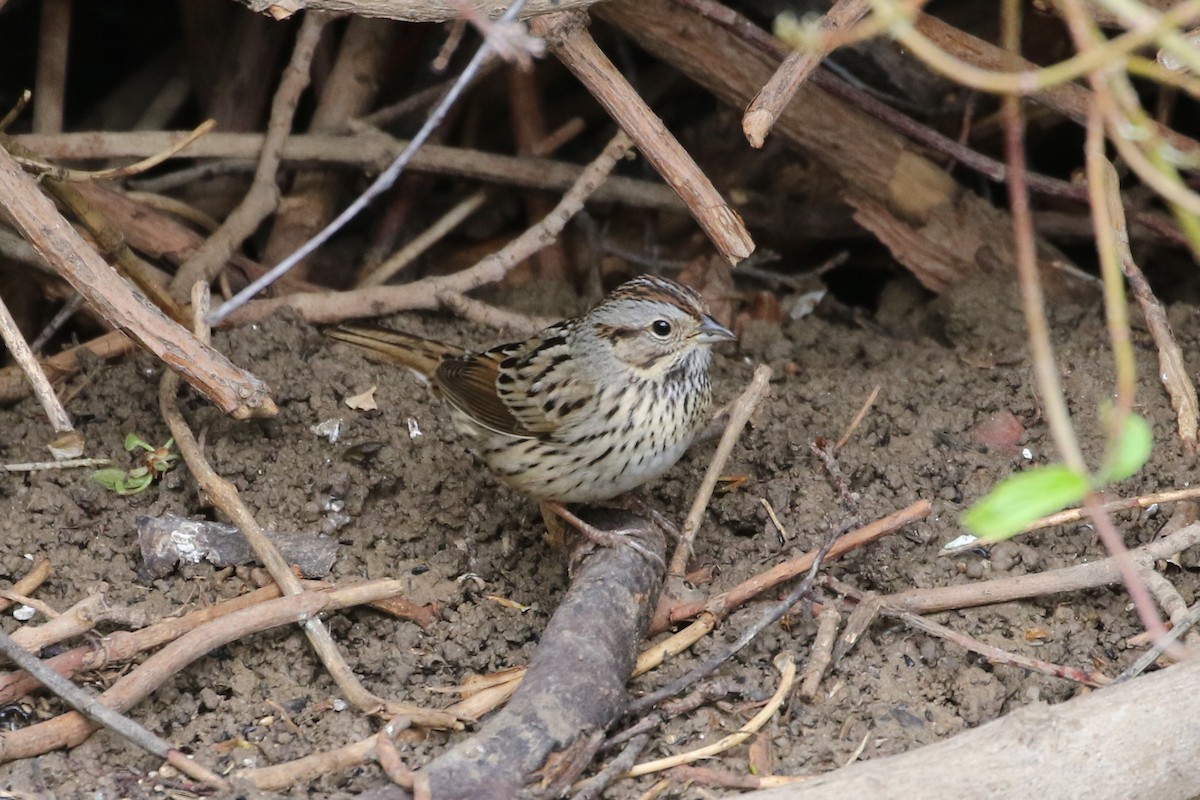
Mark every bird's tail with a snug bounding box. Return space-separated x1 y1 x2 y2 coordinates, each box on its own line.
323 325 463 378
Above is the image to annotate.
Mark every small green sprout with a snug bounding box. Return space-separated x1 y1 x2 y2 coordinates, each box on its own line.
92 434 180 495
962 410 1153 542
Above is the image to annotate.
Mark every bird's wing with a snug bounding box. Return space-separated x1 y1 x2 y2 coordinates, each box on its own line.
435 350 536 438
436 330 595 439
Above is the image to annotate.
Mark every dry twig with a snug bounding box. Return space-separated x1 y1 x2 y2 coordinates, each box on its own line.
17 131 684 213
530 10 754 265
670 365 772 577
659 499 931 629
206 0 533 325
222 130 637 325
0 580 437 762
0 559 51 616
884 607 1110 687
799 603 841 700
0 628 229 790
892 522 1200 615
743 0 869 148
0 294 73 434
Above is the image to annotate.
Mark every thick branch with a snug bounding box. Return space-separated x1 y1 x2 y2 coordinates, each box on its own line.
415 510 665 799
740 657 1200 800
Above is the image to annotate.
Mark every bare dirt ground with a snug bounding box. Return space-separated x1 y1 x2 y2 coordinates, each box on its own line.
1 270 1197 798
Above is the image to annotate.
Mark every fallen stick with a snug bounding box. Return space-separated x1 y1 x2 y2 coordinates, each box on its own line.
0 584 286 705
161 285 442 722
0 627 228 790
10 591 117 653
414 509 665 799
0 578 433 706
888 521 1200 615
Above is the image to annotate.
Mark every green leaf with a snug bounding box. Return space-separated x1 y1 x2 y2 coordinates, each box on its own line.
1097 412 1152 484
92 468 130 493
125 473 154 494
124 433 153 452
93 467 154 495
962 465 1089 541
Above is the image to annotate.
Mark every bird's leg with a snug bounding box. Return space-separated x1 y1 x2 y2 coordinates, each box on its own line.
616 496 683 544
541 501 666 570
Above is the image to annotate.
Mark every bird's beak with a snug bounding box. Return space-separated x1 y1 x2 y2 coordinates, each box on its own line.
695 314 736 344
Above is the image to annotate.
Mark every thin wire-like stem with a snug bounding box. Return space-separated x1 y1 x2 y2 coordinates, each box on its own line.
1084 108 1136 417
1000 6 1086 475
1006 0 1172 650
864 0 1200 95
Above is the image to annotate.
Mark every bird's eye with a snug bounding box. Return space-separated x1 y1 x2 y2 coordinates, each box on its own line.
651 319 672 337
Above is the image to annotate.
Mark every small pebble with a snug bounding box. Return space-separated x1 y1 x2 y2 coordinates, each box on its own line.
991 542 1019 571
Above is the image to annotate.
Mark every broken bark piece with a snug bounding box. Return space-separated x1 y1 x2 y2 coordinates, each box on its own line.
414 508 665 799
136 514 339 578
